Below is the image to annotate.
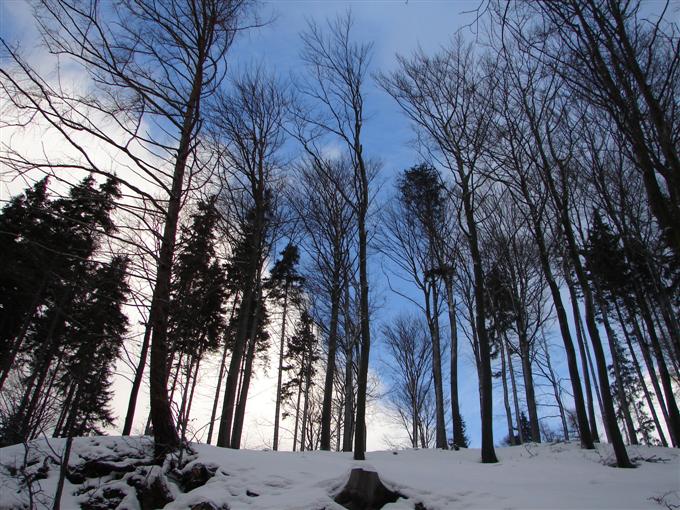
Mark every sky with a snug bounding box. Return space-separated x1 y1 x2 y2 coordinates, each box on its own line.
0 0 601 450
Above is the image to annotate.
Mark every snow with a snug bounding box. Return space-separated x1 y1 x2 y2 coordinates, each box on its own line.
1 436 678 509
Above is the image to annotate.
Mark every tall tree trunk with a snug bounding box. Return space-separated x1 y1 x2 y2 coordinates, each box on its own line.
342 347 354 452
301 349 313 452
518 328 540 443
167 352 184 406
424 278 447 449
565 270 600 442
444 281 463 447
148 44 210 455
499 334 516 445
231 294 263 449
597 297 637 445
630 311 672 444
615 302 668 447
273 290 290 451
181 355 202 441
207 298 238 445
354 175 371 461
504 334 523 444
217 275 257 447
177 356 195 437
636 294 680 447
321 283 341 450
54 383 76 438
542 339 569 441
459 168 497 463
293 379 302 452
122 319 152 436
53 436 73 510
555 192 631 466
519 176 593 449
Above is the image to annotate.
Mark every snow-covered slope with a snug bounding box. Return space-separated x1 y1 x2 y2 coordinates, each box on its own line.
1 436 678 509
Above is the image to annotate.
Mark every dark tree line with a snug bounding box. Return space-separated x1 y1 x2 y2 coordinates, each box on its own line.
0 177 128 444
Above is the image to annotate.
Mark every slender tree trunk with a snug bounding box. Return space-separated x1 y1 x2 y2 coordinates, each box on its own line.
504 334 523 444
167 353 184 406
336 392 343 452
343 347 354 452
52 436 73 510
565 270 600 442
231 294 263 449
123 319 152 436
524 195 593 449
354 183 371 461
424 278 447 449
459 168 497 463
149 52 207 456
321 283 341 450
649 304 680 377
273 291 289 451
597 297 637 445
629 312 671 444
518 329 540 443
444 282 463 447
293 379 302 452
615 302 668 447
177 356 195 436
558 206 631 466
217 275 257 447
181 356 202 441
500 334 515 445
637 295 680 447
30 360 62 439
54 383 76 438
542 339 569 441
207 298 238 445
301 356 312 452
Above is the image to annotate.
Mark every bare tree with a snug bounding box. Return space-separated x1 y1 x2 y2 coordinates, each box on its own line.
287 155 356 451
381 314 435 449
296 12 376 460
378 166 450 449
212 68 288 449
379 39 499 463
509 0 680 254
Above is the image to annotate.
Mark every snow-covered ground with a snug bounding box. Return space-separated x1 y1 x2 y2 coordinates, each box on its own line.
1 436 678 509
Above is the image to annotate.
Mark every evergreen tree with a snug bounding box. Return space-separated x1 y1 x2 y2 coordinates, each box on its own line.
282 310 319 451
167 197 228 438
168 197 228 360
57 256 130 436
0 176 122 444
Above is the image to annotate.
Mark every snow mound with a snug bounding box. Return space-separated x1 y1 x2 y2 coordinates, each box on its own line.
0 436 678 509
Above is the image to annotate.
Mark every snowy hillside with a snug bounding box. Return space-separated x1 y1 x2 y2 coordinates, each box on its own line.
0 437 678 509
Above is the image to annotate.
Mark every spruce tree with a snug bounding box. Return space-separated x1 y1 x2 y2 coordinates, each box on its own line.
0 176 122 444
167 197 228 438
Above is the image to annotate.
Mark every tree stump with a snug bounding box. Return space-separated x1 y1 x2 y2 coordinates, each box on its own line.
334 468 401 510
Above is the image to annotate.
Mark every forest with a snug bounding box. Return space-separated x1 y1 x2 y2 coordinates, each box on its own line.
0 1 678 501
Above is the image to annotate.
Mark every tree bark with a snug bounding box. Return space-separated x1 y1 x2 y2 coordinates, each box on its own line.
273 291 289 451
122 319 152 436
564 270 600 442
321 283 341 450
500 334 516 445
231 293 263 449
